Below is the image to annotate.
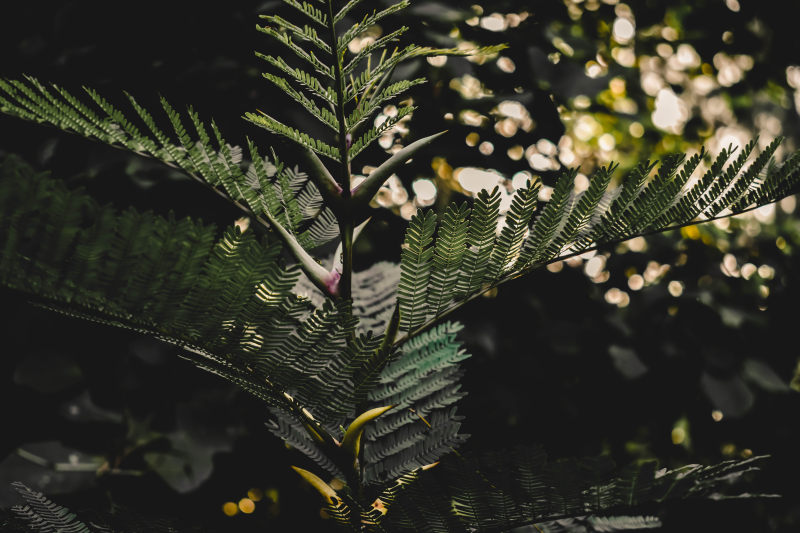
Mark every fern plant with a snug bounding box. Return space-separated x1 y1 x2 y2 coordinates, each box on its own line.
1 0 799 531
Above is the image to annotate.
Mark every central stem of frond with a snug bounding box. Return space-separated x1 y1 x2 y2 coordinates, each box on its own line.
326 0 355 302
326 0 352 197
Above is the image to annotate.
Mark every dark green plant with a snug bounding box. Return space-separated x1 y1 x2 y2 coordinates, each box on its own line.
1 1 799 531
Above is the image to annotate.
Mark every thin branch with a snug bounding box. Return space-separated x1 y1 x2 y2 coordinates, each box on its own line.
261 207 335 298
295 145 344 209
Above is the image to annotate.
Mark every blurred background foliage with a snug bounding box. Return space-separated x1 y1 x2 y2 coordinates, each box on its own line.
1 0 799 531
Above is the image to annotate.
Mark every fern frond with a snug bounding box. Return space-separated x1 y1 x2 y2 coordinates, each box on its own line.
0 77 339 254
363 322 470 484
519 169 576 266
667 145 734 224
267 409 346 479
624 153 686 234
284 0 327 26
454 186 502 299
333 0 362 24
752 147 800 205
381 448 768 532
345 78 425 132
395 141 800 343
698 139 756 216
362 468 427 527
337 2 411 54
726 141 780 212
245 139 286 221
253 0 503 171
301 207 340 246
342 27 410 76
349 104 416 158
592 161 656 242
255 53 337 105
260 72 339 130
398 210 437 332
294 259 400 336
244 110 340 160
427 203 470 317
259 14 331 55
649 149 705 229
255 23 334 79
487 181 539 282
343 46 427 104
0 155 378 426
707 138 781 216
10 482 92 533
558 165 615 254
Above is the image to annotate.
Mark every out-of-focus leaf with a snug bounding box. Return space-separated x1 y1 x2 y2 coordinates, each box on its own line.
792 360 800 393
58 390 123 424
742 358 790 393
0 441 101 507
142 391 242 493
143 431 219 494
701 373 755 418
409 2 470 23
13 352 82 394
608 345 648 379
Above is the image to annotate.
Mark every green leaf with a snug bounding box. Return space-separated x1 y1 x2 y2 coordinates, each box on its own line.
244 110 340 160
428 203 470 317
398 210 437 332
455 187 502 298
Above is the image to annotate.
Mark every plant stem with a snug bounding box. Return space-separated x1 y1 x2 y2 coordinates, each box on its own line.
339 216 354 300
326 0 352 197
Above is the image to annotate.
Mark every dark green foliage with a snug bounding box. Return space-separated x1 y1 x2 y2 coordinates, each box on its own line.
563 165 616 252
487 181 539 283
456 187 502 298
428 204 470 317
0 154 376 426
2 1 800 531
268 320 471 485
397 144 800 338
398 209 437 332
5 449 766 533
246 0 504 165
378 449 768 532
534 515 662 532
0 77 338 251
364 322 470 484
520 169 577 265
10 482 92 533
593 162 656 243
6 482 213 532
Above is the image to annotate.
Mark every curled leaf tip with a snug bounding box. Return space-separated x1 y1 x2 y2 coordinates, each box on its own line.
291 466 340 504
341 405 395 458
